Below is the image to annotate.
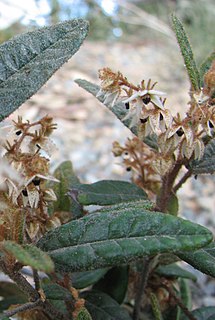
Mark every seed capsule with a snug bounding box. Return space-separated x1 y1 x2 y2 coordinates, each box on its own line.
15 130 22 136
22 189 28 196
142 94 151 104
176 128 184 137
32 177 41 186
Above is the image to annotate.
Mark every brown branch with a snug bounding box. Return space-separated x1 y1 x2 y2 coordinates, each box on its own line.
163 282 197 320
133 258 151 320
3 299 42 317
173 169 192 193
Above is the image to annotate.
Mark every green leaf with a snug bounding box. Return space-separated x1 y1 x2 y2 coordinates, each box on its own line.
43 283 72 301
178 278 192 320
0 19 89 121
178 241 215 277
75 79 159 150
183 307 215 320
2 241 54 272
0 282 27 313
69 180 148 206
156 263 197 281
49 160 83 218
37 204 212 272
190 139 215 174
199 52 215 85
71 268 109 289
171 14 200 90
93 266 129 304
81 290 132 320
76 308 93 320
75 77 137 130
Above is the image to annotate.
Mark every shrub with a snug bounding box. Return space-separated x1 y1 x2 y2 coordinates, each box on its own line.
0 15 214 320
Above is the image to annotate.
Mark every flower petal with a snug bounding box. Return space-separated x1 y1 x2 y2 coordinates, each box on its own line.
151 95 165 110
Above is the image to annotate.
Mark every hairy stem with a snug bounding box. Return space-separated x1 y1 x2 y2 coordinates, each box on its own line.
163 282 197 320
133 258 151 320
0 259 39 301
4 299 42 317
33 268 40 292
173 169 192 193
156 161 185 212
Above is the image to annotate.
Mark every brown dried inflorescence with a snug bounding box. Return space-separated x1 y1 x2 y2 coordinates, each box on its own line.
0 116 59 243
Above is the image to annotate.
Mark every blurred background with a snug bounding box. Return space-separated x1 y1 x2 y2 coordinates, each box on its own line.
0 0 215 308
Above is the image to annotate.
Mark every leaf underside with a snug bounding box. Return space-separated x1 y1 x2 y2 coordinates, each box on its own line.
0 19 89 121
190 139 215 174
69 179 148 206
75 79 158 150
37 204 212 272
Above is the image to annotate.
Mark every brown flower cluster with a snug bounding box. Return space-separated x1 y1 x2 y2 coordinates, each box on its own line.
98 64 215 195
0 116 60 243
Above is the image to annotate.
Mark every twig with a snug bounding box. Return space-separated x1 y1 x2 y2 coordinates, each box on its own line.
173 169 192 193
33 268 40 291
0 259 39 301
3 299 42 317
133 258 151 320
163 282 197 320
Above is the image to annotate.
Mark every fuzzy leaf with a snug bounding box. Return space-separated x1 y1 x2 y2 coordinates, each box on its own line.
171 14 200 90
37 204 212 272
81 290 132 320
71 269 109 289
49 160 83 218
75 79 159 150
0 19 89 121
199 52 215 85
69 180 148 206
43 283 72 301
156 263 197 281
178 241 215 277
76 308 93 320
2 241 54 272
75 79 136 129
190 139 215 174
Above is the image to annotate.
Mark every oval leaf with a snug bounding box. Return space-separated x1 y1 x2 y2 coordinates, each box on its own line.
0 19 89 121
156 263 196 281
2 241 54 273
43 283 72 301
69 180 148 206
81 290 132 320
178 241 215 277
71 269 109 289
49 160 83 218
37 205 212 272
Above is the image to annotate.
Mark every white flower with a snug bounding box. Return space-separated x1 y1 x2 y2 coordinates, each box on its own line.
122 100 143 128
96 88 120 108
123 89 166 110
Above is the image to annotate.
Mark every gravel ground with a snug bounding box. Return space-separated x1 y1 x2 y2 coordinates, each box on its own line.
2 39 215 309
